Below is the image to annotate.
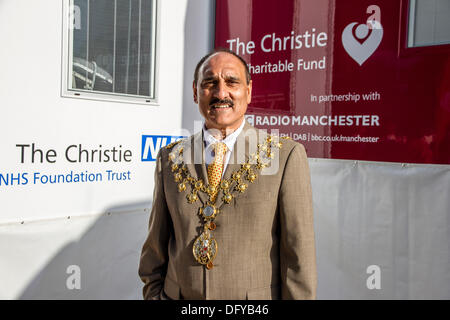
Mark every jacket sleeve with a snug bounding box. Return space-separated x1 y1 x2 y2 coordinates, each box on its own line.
138 149 172 300
279 143 317 299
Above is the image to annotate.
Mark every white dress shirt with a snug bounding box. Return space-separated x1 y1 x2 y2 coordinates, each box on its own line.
203 118 245 179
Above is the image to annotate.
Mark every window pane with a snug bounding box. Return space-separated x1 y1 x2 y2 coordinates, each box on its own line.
70 0 156 99
139 0 153 97
115 0 133 94
408 0 450 47
72 0 89 89
88 0 114 92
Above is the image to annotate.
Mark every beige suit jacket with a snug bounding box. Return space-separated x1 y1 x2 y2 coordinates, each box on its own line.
139 121 316 300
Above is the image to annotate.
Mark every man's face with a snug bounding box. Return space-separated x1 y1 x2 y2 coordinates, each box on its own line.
193 52 252 132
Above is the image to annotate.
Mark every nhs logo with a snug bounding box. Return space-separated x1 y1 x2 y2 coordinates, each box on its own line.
141 135 185 161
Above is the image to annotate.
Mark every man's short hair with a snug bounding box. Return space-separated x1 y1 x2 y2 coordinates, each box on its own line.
193 48 251 86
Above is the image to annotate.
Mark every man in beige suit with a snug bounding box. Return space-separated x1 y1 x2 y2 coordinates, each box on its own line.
139 49 316 300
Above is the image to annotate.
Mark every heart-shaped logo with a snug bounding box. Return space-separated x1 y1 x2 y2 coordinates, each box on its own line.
342 22 383 66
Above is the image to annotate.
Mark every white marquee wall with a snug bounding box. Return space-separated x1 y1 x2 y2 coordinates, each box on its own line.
311 159 450 299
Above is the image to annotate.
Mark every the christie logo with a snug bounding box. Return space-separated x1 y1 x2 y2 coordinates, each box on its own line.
141 135 185 161
342 5 383 66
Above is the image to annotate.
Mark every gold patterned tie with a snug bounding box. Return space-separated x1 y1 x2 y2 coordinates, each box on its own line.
207 142 228 203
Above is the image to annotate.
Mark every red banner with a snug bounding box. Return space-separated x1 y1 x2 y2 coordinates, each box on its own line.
215 0 450 164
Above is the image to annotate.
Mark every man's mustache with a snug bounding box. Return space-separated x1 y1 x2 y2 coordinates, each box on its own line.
209 98 234 108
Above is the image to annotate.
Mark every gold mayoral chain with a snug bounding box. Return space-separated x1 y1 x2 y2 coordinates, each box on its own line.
167 134 287 270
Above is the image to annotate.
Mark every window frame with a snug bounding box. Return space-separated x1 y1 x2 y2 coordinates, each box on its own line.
399 0 450 57
61 0 160 105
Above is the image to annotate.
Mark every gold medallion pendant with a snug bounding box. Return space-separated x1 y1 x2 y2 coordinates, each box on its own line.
192 227 217 270
193 204 219 268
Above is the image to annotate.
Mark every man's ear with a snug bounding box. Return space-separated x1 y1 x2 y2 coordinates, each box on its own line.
193 81 198 104
246 80 252 104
